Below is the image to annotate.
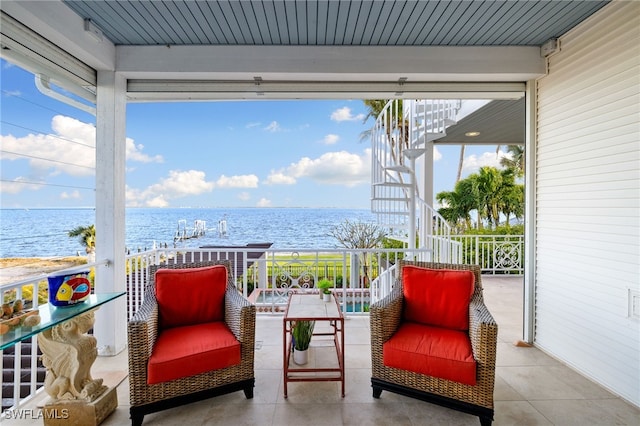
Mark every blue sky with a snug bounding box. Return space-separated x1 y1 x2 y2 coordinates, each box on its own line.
1 59 507 209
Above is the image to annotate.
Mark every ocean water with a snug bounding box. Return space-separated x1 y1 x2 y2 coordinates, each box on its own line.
0 208 376 258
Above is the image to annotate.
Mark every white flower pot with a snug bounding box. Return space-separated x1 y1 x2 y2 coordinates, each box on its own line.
293 348 309 365
323 293 331 302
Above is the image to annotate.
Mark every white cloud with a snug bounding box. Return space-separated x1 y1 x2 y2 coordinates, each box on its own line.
215 174 259 188
0 178 43 194
145 195 169 208
151 170 214 196
463 149 509 174
322 134 340 145
246 122 261 128
237 192 251 201
270 149 370 187
126 169 215 207
1 118 94 178
60 190 81 200
126 139 163 163
0 115 162 185
330 107 365 122
434 146 443 161
264 171 297 185
256 198 272 207
264 121 281 132
126 171 260 207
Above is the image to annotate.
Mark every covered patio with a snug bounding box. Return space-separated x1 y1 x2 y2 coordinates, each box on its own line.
1 0 638 422
4 276 639 425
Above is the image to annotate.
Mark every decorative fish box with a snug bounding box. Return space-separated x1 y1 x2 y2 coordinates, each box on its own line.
47 271 91 307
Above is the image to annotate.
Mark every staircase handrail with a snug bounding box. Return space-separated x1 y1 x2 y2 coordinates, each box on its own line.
414 195 461 263
371 99 409 186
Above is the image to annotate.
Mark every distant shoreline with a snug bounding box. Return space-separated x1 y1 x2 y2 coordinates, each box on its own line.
0 257 87 286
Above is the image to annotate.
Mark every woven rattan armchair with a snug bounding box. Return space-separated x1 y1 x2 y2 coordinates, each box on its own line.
128 260 256 426
370 261 497 426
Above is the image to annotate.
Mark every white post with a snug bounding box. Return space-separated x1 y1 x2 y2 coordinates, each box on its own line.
523 81 537 344
350 254 360 290
408 156 416 251
258 256 268 290
423 138 434 257
94 70 127 356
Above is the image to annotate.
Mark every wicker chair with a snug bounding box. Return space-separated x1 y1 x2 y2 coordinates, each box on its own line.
128 260 256 426
370 261 497 426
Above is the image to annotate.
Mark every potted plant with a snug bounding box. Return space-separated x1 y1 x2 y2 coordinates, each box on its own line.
292 320 315 365
317 278 333 302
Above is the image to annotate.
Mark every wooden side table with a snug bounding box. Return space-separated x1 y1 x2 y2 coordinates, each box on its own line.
282 292 345 398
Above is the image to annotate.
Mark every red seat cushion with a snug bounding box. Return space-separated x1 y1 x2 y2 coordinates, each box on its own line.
383 322 476 385
155 265 228 329
402 266 475 331
147 321 241 385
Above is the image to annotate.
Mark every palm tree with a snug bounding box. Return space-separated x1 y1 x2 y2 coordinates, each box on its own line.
359 100 390 142
360 99 410 160
68 224 96 256
436 177 479 232
475 167 504 229
456 145 466 182
500 145 525 177
499 183 525 228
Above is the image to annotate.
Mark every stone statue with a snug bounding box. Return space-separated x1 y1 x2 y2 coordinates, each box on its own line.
39 310 106 402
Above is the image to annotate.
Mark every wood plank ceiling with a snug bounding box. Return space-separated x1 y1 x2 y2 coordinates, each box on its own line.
62 0 609 47
56 1 610 146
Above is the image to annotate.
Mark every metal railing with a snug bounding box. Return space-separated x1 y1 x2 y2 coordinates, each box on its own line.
451 234 524 275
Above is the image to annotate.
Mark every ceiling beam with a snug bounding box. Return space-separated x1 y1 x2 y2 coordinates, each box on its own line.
117 45 545 82
126 80 526 101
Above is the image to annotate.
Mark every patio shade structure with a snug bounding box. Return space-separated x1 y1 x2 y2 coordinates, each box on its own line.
0 0 638 410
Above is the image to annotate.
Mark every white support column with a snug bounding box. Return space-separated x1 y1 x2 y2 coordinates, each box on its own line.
423 140 435 252
408 157 416 251
258 257 268 291
523 80 537 344
94 70 127 356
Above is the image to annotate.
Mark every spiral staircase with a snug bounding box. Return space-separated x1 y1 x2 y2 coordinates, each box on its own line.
370 99 461 262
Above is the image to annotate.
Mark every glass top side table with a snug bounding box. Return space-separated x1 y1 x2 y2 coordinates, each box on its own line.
1 292 126 350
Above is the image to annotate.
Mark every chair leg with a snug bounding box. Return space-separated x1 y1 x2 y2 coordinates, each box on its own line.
243 385 254 399
479 416 492 426
372 385 383 398
130 412 143 426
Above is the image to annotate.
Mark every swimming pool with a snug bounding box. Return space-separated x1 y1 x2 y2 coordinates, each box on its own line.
249 288 370 313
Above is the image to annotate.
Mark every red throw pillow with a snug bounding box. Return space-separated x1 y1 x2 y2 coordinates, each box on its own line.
155 265 228 329
402 266 475 331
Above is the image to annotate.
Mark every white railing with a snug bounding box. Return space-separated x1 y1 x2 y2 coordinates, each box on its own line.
123 247 432 317
415 196 461 263
451 235 524 275
371 99 461 261
0 235 521 412
371 99 411 232
404 99 461 143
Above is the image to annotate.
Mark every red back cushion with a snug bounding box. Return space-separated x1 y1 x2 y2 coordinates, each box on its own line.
402 266 475 331
155 265 228 329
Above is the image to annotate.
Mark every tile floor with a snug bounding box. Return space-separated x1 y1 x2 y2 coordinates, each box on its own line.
6 277 640 425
